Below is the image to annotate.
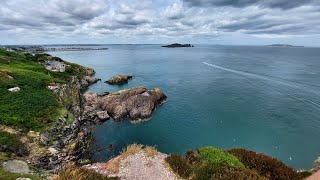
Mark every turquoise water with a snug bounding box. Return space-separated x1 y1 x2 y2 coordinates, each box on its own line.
50 45 320 169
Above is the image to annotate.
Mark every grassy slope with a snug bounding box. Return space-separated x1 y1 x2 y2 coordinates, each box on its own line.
0 49 86 179
0 49 82 131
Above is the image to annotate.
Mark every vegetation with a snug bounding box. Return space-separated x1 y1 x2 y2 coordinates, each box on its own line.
0 130 27 156
0 152 43 180
227 148 311 180
198 146 244 168
0 49 84 131
54 164 118 180
165 146 309 180
0 168 44 180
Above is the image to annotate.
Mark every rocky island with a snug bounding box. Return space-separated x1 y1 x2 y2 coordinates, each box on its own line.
267 44 304 47
105 75 133 85
162 43 194 48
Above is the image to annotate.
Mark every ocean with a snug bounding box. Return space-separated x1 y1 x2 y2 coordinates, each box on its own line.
50 44 320 169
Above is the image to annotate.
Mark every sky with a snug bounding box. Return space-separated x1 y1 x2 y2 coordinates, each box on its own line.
0 0 320 46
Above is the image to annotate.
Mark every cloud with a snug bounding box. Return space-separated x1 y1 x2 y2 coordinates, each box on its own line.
0 0 320 45
183 0 320 9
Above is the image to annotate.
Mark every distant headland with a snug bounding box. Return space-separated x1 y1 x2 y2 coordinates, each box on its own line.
162 43 194 48
267 44 304 47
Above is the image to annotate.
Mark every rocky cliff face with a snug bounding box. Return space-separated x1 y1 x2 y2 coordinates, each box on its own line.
32 67 101 173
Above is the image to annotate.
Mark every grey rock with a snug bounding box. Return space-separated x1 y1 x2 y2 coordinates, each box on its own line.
2 160 29 174
16 178 31 180
105 75 133 85
96 111 110 121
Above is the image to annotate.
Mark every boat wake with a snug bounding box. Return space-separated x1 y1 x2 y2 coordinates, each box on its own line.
202 61 320 110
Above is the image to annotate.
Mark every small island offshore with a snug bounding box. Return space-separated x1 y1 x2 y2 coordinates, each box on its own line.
267 44 304 47
0 48 319 180
162 43 194 48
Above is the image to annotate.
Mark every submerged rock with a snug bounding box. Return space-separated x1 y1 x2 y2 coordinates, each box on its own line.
105 75 133 85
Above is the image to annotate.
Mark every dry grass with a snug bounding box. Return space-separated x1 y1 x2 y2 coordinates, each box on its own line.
144 146 159 157
54 163 118 180
104 144 159 173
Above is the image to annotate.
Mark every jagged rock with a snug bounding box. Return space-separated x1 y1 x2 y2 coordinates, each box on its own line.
2 160 29 174
40 132 51 144
105 75 133 85
313 157 320 171
84 68 95 76
48 147 59 155
100 87 167 121
8 87 20 92
98 91 109 97
81 76 100 89
96 111 110 121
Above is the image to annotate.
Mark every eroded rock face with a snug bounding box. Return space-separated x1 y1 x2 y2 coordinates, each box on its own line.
105 75 133 85
82 87 166 122
99 86 167 121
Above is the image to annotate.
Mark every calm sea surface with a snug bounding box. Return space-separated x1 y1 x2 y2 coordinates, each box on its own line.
50 45 320 169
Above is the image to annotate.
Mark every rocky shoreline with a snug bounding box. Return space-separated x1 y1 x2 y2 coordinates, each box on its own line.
29 71 166 174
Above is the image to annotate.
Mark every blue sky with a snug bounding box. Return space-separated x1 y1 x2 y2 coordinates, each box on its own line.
1 0 320 46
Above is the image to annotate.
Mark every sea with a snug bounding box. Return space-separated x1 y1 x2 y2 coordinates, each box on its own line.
49 44 320 169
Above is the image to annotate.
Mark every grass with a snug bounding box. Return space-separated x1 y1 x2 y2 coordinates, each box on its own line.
0 168 44 180
54 164 118 180
0 130 28 156
197 146 244 168
0 49 84 131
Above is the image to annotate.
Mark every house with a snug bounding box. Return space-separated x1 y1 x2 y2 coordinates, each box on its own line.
45 61 66 72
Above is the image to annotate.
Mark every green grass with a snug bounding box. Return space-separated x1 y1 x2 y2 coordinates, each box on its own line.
197 146 244 168
0 168 44 180
0 49 83 131
0 131 21 148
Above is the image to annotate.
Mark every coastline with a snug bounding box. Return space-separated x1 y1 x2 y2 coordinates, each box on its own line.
0 48 319 179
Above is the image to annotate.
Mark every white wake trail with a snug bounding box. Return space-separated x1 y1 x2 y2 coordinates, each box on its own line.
202 61 320 109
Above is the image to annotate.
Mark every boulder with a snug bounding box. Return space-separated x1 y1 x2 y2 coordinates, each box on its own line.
96 111 110 121
105 75 133 85
8 87 20 92
2 160 29 174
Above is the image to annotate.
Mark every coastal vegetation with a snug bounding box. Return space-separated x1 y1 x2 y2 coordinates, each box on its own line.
0 49 87 131
165 146 310 180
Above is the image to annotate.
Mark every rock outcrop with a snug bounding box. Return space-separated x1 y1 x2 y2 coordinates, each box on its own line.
105 75 133 85
100 87 167 121
82 87 166 122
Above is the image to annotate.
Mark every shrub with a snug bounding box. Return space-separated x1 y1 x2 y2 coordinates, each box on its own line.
193 163 265 180
165 154 192 178
54 164 118 180
228 148 303 180
186 150 202 165
198 146 244 168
